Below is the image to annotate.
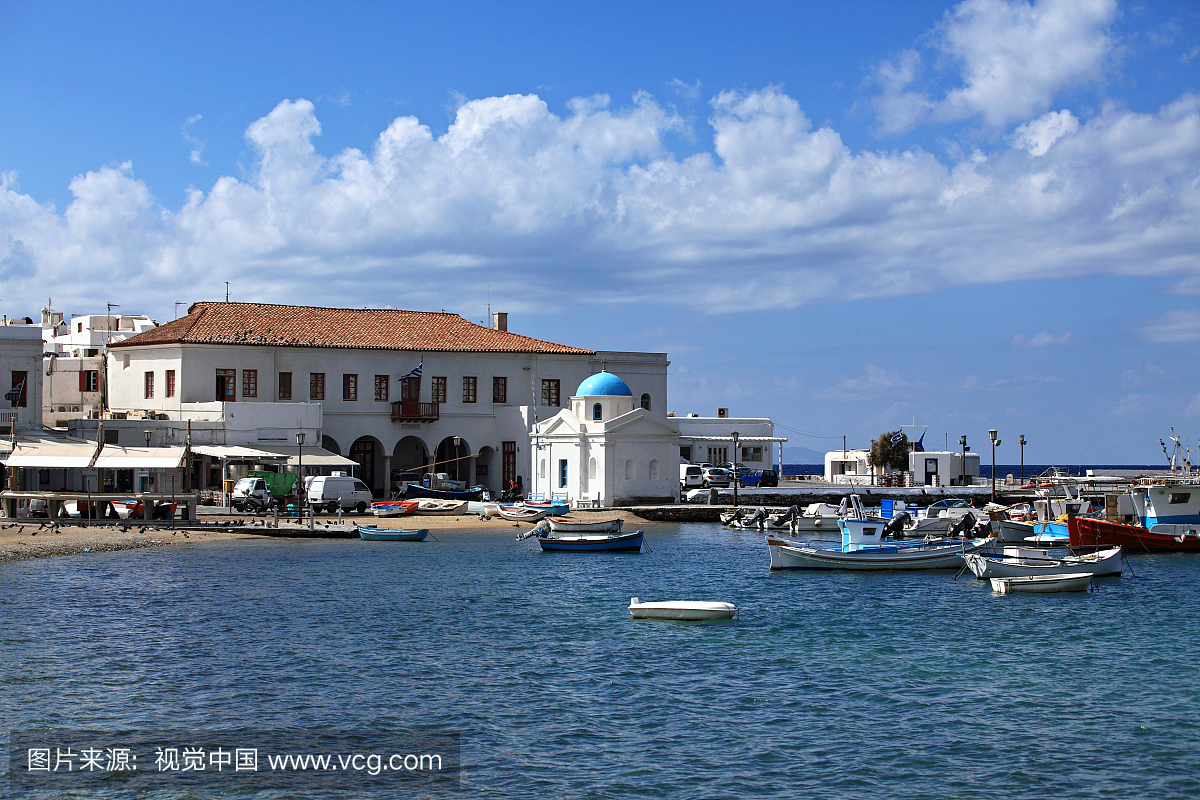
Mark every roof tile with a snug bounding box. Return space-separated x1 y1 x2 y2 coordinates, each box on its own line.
111 302 594 355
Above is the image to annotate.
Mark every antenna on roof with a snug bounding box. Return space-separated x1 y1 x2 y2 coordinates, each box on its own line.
225 282 230 303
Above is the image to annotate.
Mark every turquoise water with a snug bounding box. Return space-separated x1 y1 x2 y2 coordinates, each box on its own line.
4 524 1200 798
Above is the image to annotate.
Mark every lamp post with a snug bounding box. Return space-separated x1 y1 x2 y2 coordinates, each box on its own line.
453 436 462 484
959 435 968 487
988 429 1001 503
1019 435 1026 484
731 431 740 507
296 431 305 516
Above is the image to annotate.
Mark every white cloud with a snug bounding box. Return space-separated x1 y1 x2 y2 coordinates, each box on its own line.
668 78 701 102
873 0 1118 132
182 114 207 166
1012 331 1072 347
0 84 1197 316
1010 110 1080 156
1140 310 1200 343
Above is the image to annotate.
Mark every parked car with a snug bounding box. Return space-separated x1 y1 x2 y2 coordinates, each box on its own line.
717 462 750 477
308 475 374 514
680 464 704 492
740 469 779 488
701 467 733 488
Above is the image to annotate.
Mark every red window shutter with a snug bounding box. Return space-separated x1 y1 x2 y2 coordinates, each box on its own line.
80 370 87 392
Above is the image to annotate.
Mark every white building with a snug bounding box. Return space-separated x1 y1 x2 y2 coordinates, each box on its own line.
40 307 157 425
824 449 873 483
0 323 44 433
674 415 784 471
909 450 981 487
107 302 669 498
535 371 680 506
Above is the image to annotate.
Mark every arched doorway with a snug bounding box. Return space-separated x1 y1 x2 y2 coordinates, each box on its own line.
476 445 496 492
322 436 341 455
350 436 384 496
434 436 471 483
391 436 429 491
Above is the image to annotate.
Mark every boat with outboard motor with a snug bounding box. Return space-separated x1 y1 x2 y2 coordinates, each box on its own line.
963 545 1123 579
767 495 991 570
517 520 644 552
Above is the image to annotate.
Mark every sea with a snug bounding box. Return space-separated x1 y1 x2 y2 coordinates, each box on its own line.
783 463 1166 480
4 524 1200 798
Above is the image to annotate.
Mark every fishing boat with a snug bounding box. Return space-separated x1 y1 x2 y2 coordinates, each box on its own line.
404 484 484 501
964 546 1123 579
990 573 1095 594
547 517 623 533
357 526 429 541
522 522 644 552
766 496 989 570
413 500 468 516
1068 516 1200 553
371 500 418 517
628 597 737 620
497 506 547 522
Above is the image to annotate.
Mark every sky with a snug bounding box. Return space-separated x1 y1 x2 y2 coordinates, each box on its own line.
1 0 1198 464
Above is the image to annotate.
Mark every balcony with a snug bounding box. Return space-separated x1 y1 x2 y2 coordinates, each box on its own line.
391 400 440 423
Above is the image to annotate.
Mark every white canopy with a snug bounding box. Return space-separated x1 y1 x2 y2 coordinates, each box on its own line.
93 445 187 470
254 445 358 467
191 445 288 461
3 442 99 468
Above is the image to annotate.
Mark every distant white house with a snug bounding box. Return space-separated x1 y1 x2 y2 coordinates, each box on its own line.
674 415 784 471
909 450 980 487
824 449 873 484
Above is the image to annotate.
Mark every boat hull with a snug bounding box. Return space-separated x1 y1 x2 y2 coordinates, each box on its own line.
413 501 468 516
628 599 736 620
537 530 644 552
498 507 547 522
767 537 986 570
357 526 429 541
547 518 623 533
990 573 1093 594
1069 517 1200 553
965 546 1123 579
404 484 484 501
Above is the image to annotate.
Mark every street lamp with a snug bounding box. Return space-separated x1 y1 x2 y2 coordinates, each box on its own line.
959 435 968 487
731 431 740 507
453 436 462 483
1019 435 1026 484
988 429 1002 503
144 430 151 448
296 431 305 515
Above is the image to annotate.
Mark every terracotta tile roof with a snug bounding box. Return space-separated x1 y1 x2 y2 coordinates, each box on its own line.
111 302 594 355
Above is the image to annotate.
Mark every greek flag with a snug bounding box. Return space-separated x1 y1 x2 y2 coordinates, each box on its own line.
4 380 24 404
891 430 904 446
398 360 423 381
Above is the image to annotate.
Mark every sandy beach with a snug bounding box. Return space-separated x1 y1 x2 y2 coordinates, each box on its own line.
0 509 652 563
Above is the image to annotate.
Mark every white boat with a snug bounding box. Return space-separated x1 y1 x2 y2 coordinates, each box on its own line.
964 546 1123 579
498 506 547 522
628 597 737 620
990 573 1095 594
413 500 468 516
547 517 623 533
994 519 1035 543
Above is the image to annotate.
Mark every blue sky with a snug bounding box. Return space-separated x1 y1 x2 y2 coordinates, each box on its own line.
2 0 1198 463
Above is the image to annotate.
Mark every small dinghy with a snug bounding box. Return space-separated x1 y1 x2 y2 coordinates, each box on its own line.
520 522 644 552
990 573 1095 594
964 546 1122 579
413 500 468 516
547 517 623 533
520 500 570 516
628 597 738 620
371 500 418 517
357 526 429 542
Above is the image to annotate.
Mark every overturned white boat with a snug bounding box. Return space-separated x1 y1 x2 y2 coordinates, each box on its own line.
990 573 1095 594
628 597 738 620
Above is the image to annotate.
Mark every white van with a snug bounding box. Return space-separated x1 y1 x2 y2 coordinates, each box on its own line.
308 475 374 514
680 464 704 492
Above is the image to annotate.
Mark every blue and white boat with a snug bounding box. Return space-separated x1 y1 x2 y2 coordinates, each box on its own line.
767 495 989 570
357 526 429 542
519 521 644 552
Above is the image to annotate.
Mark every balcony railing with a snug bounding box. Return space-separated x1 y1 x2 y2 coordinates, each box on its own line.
391 400 440 423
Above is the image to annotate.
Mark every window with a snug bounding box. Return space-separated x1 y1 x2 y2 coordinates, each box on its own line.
343 374 357 401
103 428 119 444
559 459 568 488
278 372 292 400
649 460 660 480
166 370 176 398
589 457 597 480
679 446 692 461
216 369 236 402
310 373 325 400
402 376 422 401
541 379 560 407
592 403 602 421
9 371 28 408
640 393 651 411
742 446 763 463
144 371 154 399
77 322 83 333
242 369 257 398
463 376 477 403
492 376 507 403
1169 493 1192 505
374 375 389 402
431 377 446 403
476 463 489 477
79 370 99 393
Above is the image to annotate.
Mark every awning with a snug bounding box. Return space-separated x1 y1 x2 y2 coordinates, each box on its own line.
678 436 789 442
254 445 358 467
3 442 99 468
93 445 187 470
191 445 289 461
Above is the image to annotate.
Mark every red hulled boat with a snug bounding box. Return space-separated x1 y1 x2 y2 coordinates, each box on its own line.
1068 516 1200 553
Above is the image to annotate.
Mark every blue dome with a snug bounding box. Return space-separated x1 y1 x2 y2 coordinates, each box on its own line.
576 371 632 397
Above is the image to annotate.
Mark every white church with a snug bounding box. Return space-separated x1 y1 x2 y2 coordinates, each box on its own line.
533 371 682 506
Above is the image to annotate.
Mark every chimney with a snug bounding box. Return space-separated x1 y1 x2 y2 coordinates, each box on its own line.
492 312 508 332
